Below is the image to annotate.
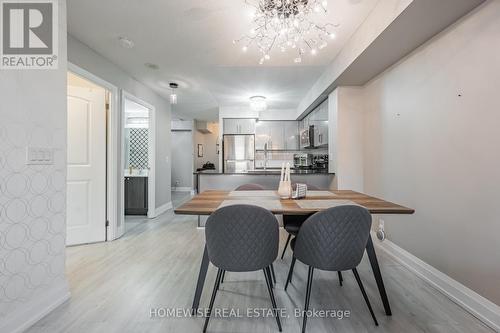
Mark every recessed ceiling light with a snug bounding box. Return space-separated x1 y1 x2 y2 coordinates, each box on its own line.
145 63 159 70
118 36 134 49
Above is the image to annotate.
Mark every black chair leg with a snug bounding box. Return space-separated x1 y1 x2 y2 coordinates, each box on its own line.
284 256 296 291
338 271 343 286
203 268 223 333
270 264 277 286
263 267 283 332
281 234 292 259
352 268 378 326
302 266 314 333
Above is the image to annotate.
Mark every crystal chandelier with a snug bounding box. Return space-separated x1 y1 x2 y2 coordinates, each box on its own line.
250 96 267 111
234 0 337 64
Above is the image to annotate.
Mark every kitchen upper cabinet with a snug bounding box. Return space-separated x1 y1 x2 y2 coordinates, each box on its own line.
284 121 299 150
255 121 298 150
299 99 329 148
223 118 256 134
255 121 270 150
268 121 285 149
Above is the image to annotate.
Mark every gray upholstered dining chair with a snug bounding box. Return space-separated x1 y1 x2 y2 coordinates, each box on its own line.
284 205 378 333
235 183 265 191
281 183 320 259
222 183 276 285
203 204 282 332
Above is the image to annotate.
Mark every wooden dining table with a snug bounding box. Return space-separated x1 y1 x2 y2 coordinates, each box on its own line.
175 190 415 316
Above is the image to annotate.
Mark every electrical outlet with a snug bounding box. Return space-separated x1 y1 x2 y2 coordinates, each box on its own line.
377 218 386 241
26 147 54 165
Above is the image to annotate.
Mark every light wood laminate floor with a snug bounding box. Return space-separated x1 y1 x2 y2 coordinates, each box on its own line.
27 192 492 333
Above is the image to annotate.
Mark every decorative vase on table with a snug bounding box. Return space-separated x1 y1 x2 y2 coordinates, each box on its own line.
278 163 292 199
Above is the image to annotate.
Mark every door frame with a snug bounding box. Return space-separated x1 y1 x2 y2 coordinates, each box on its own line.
68 63 120 241
121 91 156 221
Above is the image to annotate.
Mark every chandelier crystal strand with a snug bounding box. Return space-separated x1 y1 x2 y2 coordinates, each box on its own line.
234 0 337 64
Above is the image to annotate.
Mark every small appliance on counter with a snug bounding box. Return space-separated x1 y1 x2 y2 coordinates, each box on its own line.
294 153 313 169
313 154 329 171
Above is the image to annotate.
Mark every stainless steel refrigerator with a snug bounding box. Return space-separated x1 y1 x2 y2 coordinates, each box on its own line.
223 134 255 173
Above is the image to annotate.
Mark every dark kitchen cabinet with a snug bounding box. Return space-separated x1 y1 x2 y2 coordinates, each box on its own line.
125 177 148 215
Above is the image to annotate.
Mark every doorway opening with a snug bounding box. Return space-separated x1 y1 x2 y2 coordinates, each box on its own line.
122 93 156 234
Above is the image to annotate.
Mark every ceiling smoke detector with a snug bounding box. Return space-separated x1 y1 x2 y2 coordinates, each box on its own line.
118 36 135 49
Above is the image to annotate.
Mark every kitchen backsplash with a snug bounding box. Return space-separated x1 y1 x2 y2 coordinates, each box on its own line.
129 128 149 169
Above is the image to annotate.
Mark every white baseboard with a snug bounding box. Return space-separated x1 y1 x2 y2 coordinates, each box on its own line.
154 201 173 217
1 283 70 333
373 233 500 332
173 187 193 192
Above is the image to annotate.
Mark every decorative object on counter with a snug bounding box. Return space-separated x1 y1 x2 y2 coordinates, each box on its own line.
292 183 307 199
234 0 338 64
278 162 292 199
197 144 204 157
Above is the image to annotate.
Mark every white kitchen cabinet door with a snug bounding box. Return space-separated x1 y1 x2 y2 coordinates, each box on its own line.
255 121 271 150
223 119 239 134
238 118 256 134
284 121 299 150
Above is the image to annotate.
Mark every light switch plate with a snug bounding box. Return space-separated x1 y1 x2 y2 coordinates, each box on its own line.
26 147 54 165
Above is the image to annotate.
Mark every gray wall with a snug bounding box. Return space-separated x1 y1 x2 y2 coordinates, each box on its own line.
67 35 172 209
0 1 70 331
362 1 500 305
171 131 194 189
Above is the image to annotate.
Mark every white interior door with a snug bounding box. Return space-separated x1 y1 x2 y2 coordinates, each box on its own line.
67 86 106 245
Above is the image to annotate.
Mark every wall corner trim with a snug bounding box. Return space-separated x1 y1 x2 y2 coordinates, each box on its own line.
373 232 500 332
1 284 71 333
155 202 173 217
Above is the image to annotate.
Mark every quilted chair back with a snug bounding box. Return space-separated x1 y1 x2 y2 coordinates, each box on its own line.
205 205 279 272
235 183 265 191
294 205 372 271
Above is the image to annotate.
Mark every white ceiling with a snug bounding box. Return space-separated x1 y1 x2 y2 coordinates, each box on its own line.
67 0 378 120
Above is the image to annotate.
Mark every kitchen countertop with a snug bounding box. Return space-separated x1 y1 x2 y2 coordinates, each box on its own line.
194 169 334 175
124 170 149 177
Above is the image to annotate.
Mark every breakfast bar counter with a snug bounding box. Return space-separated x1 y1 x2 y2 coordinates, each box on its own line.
194 169 335 193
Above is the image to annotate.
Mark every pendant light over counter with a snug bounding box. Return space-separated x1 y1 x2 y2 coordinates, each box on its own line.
169 82 179 105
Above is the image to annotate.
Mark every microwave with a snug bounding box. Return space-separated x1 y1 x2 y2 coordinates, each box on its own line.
300 125 315 149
